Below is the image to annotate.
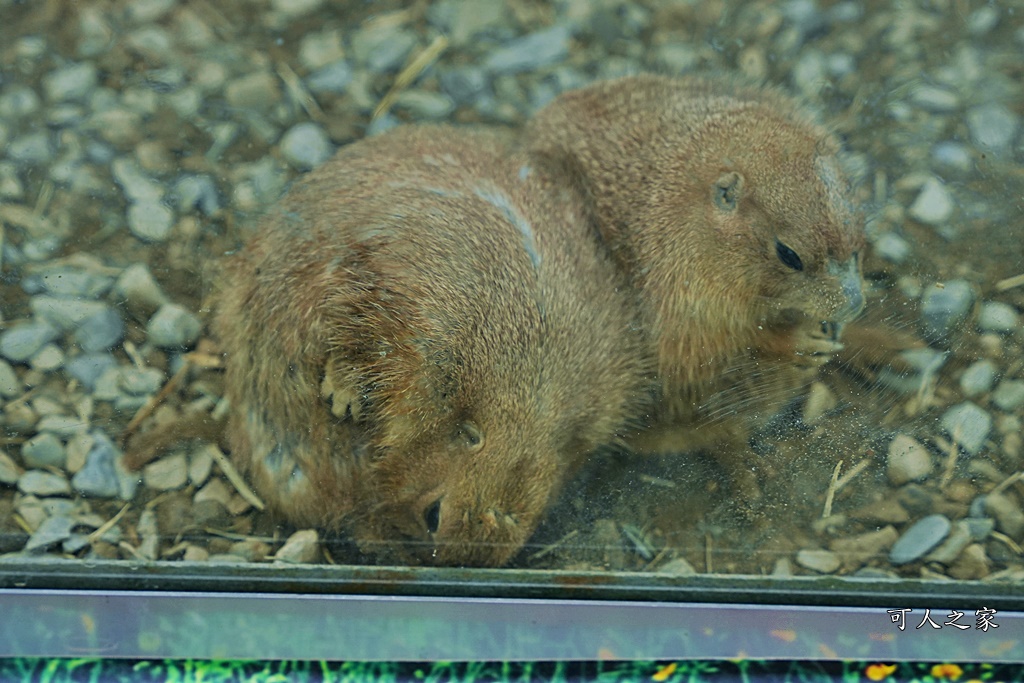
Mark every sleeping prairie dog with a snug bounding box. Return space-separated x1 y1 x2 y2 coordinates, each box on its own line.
215 125 646 566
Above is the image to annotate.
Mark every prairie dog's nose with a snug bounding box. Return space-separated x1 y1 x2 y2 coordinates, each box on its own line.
828 255 864 322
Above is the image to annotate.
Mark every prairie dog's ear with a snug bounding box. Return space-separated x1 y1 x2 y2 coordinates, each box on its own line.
712 171 744 211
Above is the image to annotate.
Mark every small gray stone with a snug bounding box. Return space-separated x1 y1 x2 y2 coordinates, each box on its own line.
298 29 345 70
438 67 488 105
64 353 117 390
960 360 997 397
967 103 1018 152
43 62 99 102
173 175 221 216
9 132 54 165
886 434 933 485
270 0 324 19
0 450 23 484
964 517 995 541
393 90 455 119
350 25 418 73
931 142 973 173
920 280 974 340
31 296 109 331
889 514 951 565
30 344 64 372
22 432 67 469
485 25 571 74
967 6 999 34
654 43 699 75
924 520 972 564
18 470 72 497
0 320 60 362
306 60 354 94
25 515 76 552
62 534 91 554
828 526 899 572
146 303 202 348
0 85 42 119
910 85 959 112
795 548 841 574
941 402 992 455
983 492 1024 539
119 367 165 396
0 359 23 397
791 50 827 96
32 268 113 299
127 201 175 242
908 177 954 225
113 263 169 314
36 414 88 438
73 306 124 352
977 301 1019 333
279 122 333 170
72 430 137 499
274 529 321 563
429 0 507 45
872 232 911 263
992 380 1024 411
126 0 175 23
111 157 164 203
656 557 697 576
225 71 281 110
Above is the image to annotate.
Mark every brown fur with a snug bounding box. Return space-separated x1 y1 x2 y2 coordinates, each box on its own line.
522 75 867 497
215 125 647 566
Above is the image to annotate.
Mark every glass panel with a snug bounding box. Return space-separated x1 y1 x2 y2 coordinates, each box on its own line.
1 0 1021 640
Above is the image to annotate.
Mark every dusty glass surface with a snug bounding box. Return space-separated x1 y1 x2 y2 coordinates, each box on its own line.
0 0 1022 594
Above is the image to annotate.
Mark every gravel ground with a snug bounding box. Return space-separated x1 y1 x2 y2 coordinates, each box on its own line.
0 0 1022 583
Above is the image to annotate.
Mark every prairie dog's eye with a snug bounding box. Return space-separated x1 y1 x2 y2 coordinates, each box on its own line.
775 239 804 271
455 421 484 451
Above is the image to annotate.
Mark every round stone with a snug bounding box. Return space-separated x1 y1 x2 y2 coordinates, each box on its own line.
146 303 202 348
127 201 175 242
889 514 952 565
941 402 992 455
18 469 73 497
908 177 953 225
886 434 933 486
959 360 997 397
21 432 67 469
977 301 1019 333
279 122 333 170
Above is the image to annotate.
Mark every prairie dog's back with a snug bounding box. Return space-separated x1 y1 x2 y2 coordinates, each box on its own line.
217 125 644 565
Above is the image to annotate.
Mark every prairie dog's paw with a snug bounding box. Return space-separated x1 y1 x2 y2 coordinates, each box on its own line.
792 322 844 367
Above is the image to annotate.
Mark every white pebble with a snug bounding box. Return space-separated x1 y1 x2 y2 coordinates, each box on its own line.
128 201 175 242
908 177 953 225
886 434 933 485
279 122 333 170
147 303 202 348
977 301 1019 333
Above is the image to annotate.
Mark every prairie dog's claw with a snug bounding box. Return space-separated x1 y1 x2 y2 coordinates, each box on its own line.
793 325 844 366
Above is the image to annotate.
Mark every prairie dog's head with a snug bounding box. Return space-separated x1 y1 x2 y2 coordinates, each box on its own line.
347 345 567 568
689 110 867 333
525 74 867 370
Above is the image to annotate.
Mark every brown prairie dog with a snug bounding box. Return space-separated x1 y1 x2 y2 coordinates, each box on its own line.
523 74 866 496
215 125 646 567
